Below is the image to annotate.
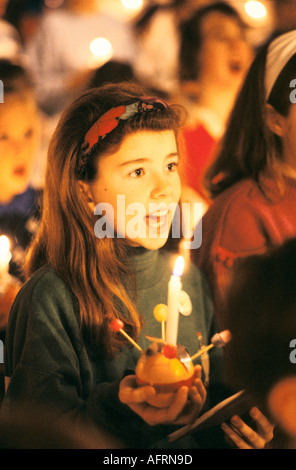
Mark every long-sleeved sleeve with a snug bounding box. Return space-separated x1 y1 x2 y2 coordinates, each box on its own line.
2 269 171 448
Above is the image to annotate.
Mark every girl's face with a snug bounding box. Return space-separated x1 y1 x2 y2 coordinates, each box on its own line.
277 104 296 169
0 95 40 203
198 12 253 89
85 130 182 250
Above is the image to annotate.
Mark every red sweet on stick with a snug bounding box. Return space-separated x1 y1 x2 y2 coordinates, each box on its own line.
211 330 232 347
162 344 177 359
110 319 124 332
190 329 232 361
110 319 143 352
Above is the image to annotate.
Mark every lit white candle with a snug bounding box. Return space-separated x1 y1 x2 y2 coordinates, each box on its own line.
0 235 11 276
166 256 184 345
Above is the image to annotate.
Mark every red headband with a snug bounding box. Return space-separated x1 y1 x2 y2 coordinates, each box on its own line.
77 96 168 176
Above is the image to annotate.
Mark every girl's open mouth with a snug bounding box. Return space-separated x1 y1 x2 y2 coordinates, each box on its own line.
13 165 27 177
145 209 169 232
229 61 243 74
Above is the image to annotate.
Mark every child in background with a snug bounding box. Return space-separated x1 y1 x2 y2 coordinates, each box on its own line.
25 0 135 117
133 0 202 98
2 82 272 449
0 60 41 401
225 238 296 449
196 29 296 332
0 60 41 283
177 1 253 201
0 0 22 61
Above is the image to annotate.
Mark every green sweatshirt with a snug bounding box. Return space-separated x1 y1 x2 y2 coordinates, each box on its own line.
2 247 225 448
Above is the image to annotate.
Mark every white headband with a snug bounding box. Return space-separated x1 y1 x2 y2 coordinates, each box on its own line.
265 29 296 101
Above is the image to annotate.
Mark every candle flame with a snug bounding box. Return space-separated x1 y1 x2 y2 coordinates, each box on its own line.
0 235 10 254
173 255 184 277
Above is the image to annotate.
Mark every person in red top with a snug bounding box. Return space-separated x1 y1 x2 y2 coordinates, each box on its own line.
195 29 296 331
177 2 253 201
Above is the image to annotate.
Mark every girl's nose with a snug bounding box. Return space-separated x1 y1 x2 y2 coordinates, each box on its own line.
232 38 250 56
150 174 172 199
13 138 25 154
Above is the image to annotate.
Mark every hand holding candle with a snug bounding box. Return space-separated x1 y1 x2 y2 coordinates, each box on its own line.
135 342 194 408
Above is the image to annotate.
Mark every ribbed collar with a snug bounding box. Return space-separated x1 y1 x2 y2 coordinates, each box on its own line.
125 247 164 291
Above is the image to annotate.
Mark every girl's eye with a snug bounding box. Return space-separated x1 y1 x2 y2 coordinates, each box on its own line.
130 168 145 178
24 129 34 139
211 32 231 43
0 133 8 141
167 162 178 172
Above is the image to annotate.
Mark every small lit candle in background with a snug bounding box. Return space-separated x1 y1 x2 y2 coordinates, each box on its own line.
0 235 12 296
166 256 184 345
88 37 113 69
121 0 144 12
0 235 11 276
244 1 267 21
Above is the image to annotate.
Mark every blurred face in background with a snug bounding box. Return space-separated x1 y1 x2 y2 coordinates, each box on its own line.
197 11 253 91
65 0 99 13
0 93 40 203
0 0 8 17
275 0 296 32
276 103 296 171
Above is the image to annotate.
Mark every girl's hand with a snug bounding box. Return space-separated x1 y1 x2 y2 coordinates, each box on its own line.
221 407 274 449
119 365 206 427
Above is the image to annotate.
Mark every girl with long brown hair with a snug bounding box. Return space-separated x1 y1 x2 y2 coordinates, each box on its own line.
196 30 296 333
2 82 272 448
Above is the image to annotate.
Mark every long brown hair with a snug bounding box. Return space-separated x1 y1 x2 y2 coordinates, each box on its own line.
204 41 296 199
26 82 185 357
